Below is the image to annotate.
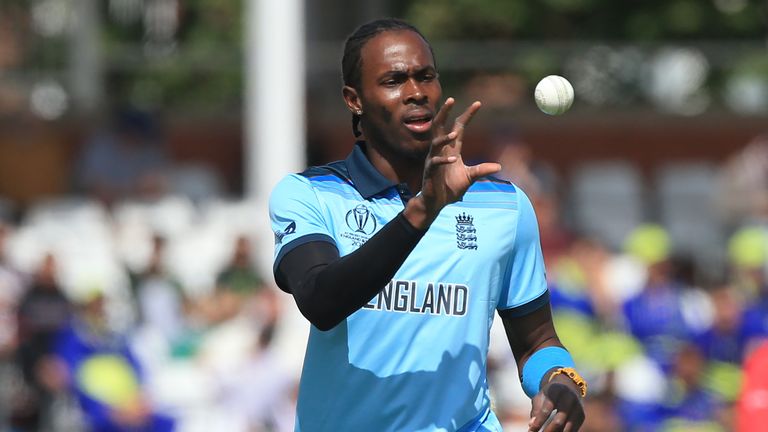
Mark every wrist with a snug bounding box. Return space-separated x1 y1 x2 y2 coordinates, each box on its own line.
546 367 587 398
403 196 436 230
521 346 576 398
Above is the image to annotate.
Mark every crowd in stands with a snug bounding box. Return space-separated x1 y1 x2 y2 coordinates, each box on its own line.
0 211 293 432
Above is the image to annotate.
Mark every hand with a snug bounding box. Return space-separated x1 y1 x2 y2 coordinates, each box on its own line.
412 98 501 226
528 373 585 432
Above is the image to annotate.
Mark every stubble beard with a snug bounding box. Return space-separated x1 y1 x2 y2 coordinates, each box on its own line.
374 131 430 167
365 128 430 167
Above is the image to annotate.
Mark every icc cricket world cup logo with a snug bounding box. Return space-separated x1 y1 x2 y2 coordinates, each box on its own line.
346 204 377 235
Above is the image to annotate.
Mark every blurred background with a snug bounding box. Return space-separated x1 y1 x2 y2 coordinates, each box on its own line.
1 0 768 431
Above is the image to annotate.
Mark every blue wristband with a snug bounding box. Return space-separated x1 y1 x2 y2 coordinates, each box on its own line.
521 346 575 398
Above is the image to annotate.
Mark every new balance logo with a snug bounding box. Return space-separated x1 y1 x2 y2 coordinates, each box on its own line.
274 221 296 244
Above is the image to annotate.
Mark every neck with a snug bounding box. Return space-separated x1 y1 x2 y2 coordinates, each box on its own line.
364 141 424 194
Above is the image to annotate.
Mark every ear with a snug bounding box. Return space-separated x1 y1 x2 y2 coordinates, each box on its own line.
342 86 362 114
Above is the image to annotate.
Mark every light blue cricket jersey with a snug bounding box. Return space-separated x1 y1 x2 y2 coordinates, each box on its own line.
269 142 549 432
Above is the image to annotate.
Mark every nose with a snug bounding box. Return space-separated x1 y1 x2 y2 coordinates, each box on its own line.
403 78 426 104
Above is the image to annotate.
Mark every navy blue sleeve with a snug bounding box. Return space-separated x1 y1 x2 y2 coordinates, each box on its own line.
275 212 426 331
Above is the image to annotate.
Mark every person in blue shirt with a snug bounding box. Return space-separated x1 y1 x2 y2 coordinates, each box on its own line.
53 292 174 432
620 226 697 373
693 285 749 365
658 343 726 430
270 18 586 432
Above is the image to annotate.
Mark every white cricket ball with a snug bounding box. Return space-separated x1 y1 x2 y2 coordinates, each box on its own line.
534 75 574 115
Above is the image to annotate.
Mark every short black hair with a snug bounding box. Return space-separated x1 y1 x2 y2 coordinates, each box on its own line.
341 18 435 137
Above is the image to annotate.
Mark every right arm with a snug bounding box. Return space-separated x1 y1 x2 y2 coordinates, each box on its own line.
275 206 426 331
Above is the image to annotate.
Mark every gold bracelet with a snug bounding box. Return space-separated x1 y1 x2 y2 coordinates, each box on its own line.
548 367 587 398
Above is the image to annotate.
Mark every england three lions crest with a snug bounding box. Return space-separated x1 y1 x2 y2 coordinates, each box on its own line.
455 212 477 250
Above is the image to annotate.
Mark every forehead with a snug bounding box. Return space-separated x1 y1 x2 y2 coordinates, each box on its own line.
360 30 434 74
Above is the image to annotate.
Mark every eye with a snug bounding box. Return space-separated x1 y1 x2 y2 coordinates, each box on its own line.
419 71 438 82
381 73 407 87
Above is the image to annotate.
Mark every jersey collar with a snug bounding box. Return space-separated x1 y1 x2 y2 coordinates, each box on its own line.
345 141 397 199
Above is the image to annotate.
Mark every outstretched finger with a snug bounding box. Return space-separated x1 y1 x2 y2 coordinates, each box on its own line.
430 155 458 166
452 101 482 134
430 131 458 153
561 400 585 432
432 97 455 134
424 155 458 175
467 162 502 182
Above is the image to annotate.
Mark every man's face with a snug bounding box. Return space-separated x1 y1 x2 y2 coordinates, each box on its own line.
354 30 442 161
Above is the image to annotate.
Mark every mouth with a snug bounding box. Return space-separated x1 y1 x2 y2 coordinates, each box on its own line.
402 111 433 134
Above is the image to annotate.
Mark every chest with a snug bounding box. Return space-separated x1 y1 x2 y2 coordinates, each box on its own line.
324 197 517 279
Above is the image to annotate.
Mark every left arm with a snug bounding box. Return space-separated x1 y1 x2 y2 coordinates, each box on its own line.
500 303 586 432
498 188 585 432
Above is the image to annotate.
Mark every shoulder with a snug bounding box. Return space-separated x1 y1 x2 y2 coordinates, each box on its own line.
272 161 351 195
462 175 519 209
468 175 518 194
466 175 534 211
298 160 351 184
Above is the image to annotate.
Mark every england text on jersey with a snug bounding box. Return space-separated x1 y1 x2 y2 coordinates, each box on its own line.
362 279 468 316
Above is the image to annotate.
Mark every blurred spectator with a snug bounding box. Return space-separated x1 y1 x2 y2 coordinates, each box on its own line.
658 343 728 430
613 355 668 431
727 226 768 300
189 284 289 431
548 235 617 325
53 291 175 432
218 325 295 432
688 282 750 417
130 234 186 342
620 225 704 372
216 235 264 298
694 284 748 365
198 235 272 327
727 227 768 355
738 340 768 431
76 107 169 205
13 253 73 430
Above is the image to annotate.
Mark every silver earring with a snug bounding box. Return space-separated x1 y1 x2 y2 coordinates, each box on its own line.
355 109 363 115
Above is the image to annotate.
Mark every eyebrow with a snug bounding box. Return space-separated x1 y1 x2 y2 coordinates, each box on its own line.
378 64 436 78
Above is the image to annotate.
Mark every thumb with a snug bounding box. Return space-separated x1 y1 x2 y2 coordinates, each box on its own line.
467 162 502 181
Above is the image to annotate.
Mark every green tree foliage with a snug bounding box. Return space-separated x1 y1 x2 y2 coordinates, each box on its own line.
104 0 244 113
402 0 765 40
